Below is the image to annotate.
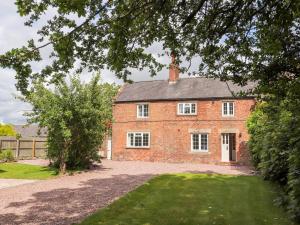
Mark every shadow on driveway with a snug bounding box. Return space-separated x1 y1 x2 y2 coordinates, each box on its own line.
0 173 153 225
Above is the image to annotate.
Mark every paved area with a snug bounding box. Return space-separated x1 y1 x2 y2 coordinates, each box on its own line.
0 179 37 189
0 160 252 225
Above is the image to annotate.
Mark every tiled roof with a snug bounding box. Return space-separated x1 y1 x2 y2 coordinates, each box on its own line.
13 125 48 137
115 77 255 103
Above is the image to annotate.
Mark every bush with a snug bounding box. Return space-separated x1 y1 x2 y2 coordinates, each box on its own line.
0 149 15 162
247 96 300 222
0 124 16 136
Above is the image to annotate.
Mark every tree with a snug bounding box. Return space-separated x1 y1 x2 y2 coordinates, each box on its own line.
0 124 16 136
25 74 119 173
0 1 299 95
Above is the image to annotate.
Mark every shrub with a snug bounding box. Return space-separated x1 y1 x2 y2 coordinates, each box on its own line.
247 95 300 222
0 149 15 162
0 124 16 136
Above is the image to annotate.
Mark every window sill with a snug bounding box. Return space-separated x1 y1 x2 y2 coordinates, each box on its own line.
177 114 197 116
126 147 150 149
190 151 210 154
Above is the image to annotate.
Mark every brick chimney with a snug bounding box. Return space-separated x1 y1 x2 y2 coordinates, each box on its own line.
169 52 179 83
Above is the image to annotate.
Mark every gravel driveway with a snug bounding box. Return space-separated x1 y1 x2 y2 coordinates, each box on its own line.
0 160 252 225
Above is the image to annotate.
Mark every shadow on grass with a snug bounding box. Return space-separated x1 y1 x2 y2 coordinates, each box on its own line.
0 169 6 173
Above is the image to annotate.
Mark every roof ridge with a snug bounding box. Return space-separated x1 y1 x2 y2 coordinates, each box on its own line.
129 76 217 84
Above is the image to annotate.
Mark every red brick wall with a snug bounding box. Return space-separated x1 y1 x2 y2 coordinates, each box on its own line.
112 99 255 165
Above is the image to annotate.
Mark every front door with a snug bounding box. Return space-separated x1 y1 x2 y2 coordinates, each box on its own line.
221 134 230 162
221 133 236 162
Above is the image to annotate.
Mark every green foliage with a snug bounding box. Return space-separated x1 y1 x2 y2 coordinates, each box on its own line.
0 124 16 136
0 149 15 162
25 74 119 173
0 1 299 96
247 82 300 221
80 174 295 225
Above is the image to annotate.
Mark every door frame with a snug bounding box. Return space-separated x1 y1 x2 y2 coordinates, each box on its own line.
107 139 112 160
221 133 236 162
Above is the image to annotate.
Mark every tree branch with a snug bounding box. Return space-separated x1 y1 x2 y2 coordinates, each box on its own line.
181 0 207 27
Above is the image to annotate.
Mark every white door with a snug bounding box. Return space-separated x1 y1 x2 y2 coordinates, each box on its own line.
107 139 112 160
221 134 230 162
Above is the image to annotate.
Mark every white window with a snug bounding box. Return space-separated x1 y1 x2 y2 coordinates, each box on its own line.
137 104 149 118
191 133 208 152
178 103 197 115
127 132 150 148
222 102 234 116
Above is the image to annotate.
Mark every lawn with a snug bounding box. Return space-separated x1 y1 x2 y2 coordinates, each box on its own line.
0 163 57 179
80 174 297 225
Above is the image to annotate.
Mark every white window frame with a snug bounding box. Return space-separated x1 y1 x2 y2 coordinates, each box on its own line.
126 132 150 148
222 101 234 117
177 103 197 115
137 103 149 118
191 133 209 152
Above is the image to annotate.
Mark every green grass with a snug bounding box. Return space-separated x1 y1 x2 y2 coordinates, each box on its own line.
0 163 58 179
80 174 297 225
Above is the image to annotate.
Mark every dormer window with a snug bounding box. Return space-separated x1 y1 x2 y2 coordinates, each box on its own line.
178 103 197 115
222 102 234 116
137 104 149 118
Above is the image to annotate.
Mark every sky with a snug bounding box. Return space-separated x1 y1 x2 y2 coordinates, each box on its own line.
0 1 192 125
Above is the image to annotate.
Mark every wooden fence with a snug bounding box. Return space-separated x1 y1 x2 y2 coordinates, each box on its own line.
0 136 47 159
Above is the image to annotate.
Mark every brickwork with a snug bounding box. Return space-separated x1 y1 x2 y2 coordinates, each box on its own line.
112 98 255 165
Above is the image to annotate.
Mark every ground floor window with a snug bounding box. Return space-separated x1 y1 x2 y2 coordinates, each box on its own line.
127 132 150 148
191 133 208 152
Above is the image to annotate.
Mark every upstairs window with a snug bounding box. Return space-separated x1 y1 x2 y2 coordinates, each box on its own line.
127 132 150 148
222 102 234 116
137 104 149 118
178 103 197 115
191 133 208 152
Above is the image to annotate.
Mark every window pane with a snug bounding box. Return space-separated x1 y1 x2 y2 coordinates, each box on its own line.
135 133 142 146
191 104 196 113
223 103 228 115
179 104 184 114
184 104 191 114
229 102 233 115
128 133 134 146
192 134 199 150
201 134 208 150
144 105 149 117
138 105 143 117
143 133 149 146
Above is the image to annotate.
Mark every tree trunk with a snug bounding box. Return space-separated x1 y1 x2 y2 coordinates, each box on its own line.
59 160 66 174
59 143 68 174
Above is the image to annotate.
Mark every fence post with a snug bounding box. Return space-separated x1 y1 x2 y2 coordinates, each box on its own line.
0 139 2 151
32 139 36 159
16 139 20 158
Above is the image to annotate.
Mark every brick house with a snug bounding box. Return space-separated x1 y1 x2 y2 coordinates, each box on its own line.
112 58 256 165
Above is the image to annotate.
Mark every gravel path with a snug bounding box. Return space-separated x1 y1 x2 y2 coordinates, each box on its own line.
0 160 252 225
0 179 37 190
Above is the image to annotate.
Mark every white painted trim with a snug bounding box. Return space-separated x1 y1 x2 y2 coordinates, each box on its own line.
190 133 209 152
136 103 149 118
126 131 150 148
222 101 235 117
177 102 197 115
